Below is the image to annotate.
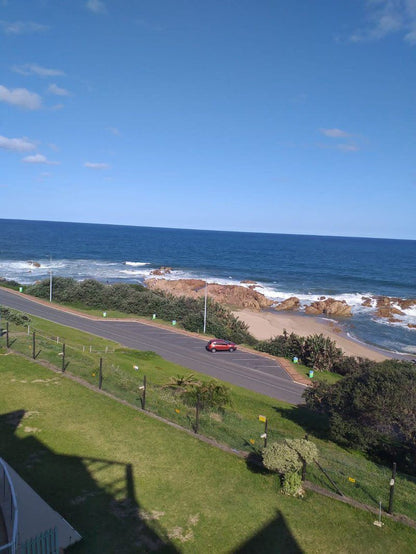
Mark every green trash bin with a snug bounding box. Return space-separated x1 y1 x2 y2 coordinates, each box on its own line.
308 370 314 378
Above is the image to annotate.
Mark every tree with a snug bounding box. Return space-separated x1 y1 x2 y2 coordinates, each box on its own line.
303 361 416 471
302 334 343 372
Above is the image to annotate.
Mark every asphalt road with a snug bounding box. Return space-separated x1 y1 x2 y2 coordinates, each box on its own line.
0 288 306 404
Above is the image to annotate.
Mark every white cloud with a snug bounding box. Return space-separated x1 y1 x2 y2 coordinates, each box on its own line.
86 0 106 14
0 85 42 110
107 127 121 136
50 104 64 111
84 162 110 169
320 128 351 138
12 63 65 77
351 0 416 44
22 154 60 165
0 135 37 152
0 20 49 35
337 143 360 152
48 83 70 96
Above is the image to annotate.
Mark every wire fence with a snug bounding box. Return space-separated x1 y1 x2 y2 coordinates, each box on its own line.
1 320 416 522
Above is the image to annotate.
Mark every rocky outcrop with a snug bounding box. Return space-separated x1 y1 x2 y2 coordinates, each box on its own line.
372 296 416 322
144 278 273 310
150 266 172 276
28 261 41 268
361 296 373 307
274 297 301 311
305 298 352 317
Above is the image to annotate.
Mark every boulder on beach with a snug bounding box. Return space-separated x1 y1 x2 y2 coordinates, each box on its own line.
274 297 301 311
144 278 273 310
305 298 352 317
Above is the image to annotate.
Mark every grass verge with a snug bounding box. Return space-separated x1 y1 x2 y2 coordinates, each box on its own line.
1 354 415 553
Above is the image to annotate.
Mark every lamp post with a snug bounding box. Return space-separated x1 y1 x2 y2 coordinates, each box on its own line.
49 255 53 302
203 281 208 334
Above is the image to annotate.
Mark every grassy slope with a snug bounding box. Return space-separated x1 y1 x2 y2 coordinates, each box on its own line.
4 315 416 522
1 354 415 553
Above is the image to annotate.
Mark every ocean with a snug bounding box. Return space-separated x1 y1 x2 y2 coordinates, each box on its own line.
0 218 415 355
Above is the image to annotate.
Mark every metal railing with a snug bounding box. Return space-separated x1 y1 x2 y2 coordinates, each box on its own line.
0 459 18 554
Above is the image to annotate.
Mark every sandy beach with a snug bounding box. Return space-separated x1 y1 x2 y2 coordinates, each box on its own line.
233 309 389 362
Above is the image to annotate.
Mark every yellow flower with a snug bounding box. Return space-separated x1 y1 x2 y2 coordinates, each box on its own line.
249 439 255 445
175 409 180 414
92 373 96 377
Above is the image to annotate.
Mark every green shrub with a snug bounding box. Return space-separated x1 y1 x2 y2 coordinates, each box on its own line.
0 306 31 326
282 471 303 497
181 380 231 411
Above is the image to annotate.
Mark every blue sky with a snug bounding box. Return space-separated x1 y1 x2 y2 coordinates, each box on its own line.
1 0 415 239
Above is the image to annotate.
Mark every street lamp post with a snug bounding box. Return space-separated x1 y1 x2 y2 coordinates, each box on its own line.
203 281 208 334
49 255 53 302
49 269 53 302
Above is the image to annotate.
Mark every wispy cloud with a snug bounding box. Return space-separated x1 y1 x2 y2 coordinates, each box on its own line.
12 63 65 77
0 85 41 110
320 128 351 138
86 0 107 14
84 161 110 169
22 154 60 165
351 0 416 45
107 127 121 136
317 127 360 152
48 83 70 96
336 143 360 152
0 20 49 35
0 135 37 152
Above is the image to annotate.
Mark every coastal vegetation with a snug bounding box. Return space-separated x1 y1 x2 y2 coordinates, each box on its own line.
24 277 255 345
304 360 416 473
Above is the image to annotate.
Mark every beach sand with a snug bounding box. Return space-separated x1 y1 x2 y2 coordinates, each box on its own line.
233 309 389 362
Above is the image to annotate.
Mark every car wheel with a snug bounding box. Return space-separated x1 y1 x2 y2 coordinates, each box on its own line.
210 348 216 353
228 347 235 352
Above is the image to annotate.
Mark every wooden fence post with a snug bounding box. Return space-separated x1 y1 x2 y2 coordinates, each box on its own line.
32 331 36 359
195 393 200 434
388 462 397 514
99 358 103 389
62 343 66 372
141 375 147 410
6 322 9 348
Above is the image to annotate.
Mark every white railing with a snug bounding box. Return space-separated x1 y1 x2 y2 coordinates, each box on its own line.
0 459 18 554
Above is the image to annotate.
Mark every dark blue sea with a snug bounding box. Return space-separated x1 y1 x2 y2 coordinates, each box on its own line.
0 219 415 355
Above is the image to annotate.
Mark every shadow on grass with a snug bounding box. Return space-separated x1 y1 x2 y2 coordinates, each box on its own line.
233 510 303 553
273 404 330 440
0 410 179 554
245 450 269 475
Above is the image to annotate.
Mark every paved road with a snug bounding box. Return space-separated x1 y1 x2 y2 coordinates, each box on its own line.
0 289 306 404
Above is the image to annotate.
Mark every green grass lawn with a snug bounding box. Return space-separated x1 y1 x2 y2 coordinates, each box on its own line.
1 354 415 553
293 362 342 384
2 315 416 524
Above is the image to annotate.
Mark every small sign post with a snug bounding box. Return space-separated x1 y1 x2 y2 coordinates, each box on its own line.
259 415 268 448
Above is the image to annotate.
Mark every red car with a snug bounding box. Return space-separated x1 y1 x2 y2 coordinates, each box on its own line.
206 339 237 353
